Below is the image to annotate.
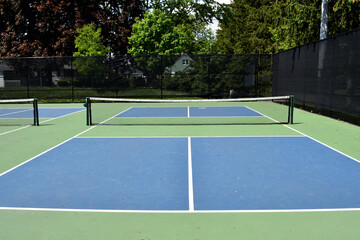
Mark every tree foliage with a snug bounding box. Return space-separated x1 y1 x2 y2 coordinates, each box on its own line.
96 0 145 55
1 0 359 57
194 25 219 54
328 0 360 35
129 10 196 55
73 23 110 57
129 0 225 55
149 0 225 27
217 0 360 54
269 1 321 51
216 0 276 54
0 0 145 57
270 0 360 51
72 23 110 78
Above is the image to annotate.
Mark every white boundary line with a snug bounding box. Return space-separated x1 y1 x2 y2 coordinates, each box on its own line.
0 207 360 213
190 106 264 118
76 136 304 139
114 106 265 118
0 109 85 137
0 109 121 177
118 107 133 115
243 105 265 116
283 124 360 163
1 133 359 212
120 106 186 109
0 125 32 136
102 116 265 119
1 105 359 213
102 107 132 121
0 109 32 117
115 107 189 118
38 109 85 125
188 137 194 211
40 108 85 119
245 105 360 163
0 126 93 177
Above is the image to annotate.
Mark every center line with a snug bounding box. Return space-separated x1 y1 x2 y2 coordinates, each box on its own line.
188 137 194 211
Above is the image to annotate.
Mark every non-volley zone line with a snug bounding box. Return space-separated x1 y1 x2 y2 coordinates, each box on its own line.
114 106 263 118
1 136 360 212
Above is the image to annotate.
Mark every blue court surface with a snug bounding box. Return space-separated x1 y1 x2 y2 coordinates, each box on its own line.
116 106 263 118
0 108 84 119
1 136 360 211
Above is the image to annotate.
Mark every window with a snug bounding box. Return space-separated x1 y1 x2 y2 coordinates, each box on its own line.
182 59 189 65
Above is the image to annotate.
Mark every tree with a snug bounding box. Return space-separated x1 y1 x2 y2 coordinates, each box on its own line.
73 23 110 57
269 1 321 51
128 10 196 55
270 0 360 51
217 0 276 54
0 0 145 57
31 0 101 56
0 0 38 56
96 0 146 55
193 24 219 54
0 0 99 57
72 23 110 87
149 0 225 27
129 0 225 55
328 0 360 35
217 0 360 54
143 0 226 54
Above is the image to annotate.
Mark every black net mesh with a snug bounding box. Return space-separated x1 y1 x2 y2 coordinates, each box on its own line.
0 54 272 100
0 99 38 126
86 96 292 126
273 29 360 122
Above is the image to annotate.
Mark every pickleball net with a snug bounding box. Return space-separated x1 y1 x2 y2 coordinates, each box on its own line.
85 96 294 126
0 98 39 126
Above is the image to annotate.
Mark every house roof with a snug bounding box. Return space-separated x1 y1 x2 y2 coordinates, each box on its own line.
167 54 194 73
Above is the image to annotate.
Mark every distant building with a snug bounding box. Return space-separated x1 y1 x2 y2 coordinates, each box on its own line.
166 53 194 75
0 63 16 88
0 62 75 87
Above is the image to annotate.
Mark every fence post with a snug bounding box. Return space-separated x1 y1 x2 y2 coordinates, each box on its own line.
160 55 163 99
256 54 259 97
71 57 74 102
26 58 30 98
207 54 210 98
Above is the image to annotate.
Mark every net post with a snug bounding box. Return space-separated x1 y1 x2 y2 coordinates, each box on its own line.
33 98 39 126
85 97 92 125
289 95 294 124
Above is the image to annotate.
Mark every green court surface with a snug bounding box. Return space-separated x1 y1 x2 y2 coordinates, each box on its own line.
0 102 360 240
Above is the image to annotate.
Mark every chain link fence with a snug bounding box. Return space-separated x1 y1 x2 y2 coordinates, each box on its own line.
0 54 272 101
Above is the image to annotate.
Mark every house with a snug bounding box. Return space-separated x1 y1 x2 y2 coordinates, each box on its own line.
0 62 19 88
0 63 10 88
166 53 194 75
